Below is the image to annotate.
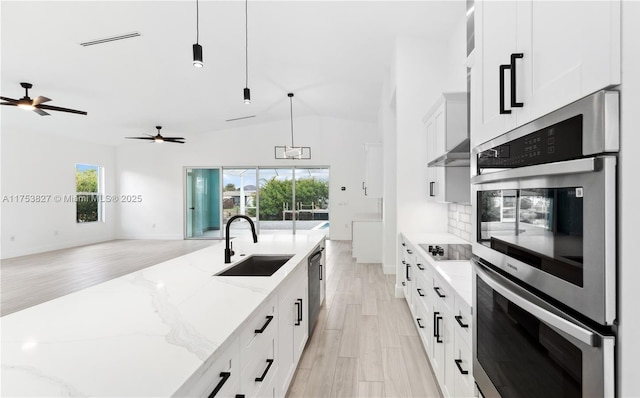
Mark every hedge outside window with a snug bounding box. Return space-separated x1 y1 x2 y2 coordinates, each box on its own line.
76 164 102 223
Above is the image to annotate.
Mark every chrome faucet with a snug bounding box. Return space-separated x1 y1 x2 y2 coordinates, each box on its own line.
225 215 258 263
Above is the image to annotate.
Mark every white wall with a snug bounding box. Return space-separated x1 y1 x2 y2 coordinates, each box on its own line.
116 115 379 241
1 129 117 259
381 9 467 280
618 2 640 395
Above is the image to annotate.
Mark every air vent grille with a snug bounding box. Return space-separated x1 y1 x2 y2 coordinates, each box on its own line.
80 32 141 47
226 115 256 122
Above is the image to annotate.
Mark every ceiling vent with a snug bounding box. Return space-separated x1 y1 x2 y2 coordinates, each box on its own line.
226 115 256 122
80 32 141 47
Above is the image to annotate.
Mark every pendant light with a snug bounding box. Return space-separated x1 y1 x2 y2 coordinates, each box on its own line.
192 0 203 67
274 93 311 159
243 0 251 103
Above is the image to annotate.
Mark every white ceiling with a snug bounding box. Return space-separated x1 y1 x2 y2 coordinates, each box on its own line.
1 1 463 146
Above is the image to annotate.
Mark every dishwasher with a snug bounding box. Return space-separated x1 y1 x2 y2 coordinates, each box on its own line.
307 246 324 336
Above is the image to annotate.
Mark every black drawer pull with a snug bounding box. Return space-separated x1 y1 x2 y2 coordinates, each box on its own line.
510 53 524 108
417 288 425 297
209 372 231 398
417 318 425 329
319 263 323 280
406 264 411 281
435 315 443 343
433 311 440 338
255 359 274 382
499 64 512 114
295 298 303 325
455 315 469 328
455 359 469 375
429 181 436 197
402 281 406 286
416 263 424 270
254 315 274 333
433 287 446 298
407 249 413 254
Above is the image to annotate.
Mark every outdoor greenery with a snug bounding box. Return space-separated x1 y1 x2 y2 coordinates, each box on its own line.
224 183 236 191
76 168 99 223
480 191 501 222
258 177 329 220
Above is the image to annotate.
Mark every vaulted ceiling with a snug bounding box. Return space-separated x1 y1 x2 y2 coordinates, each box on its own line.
1 1 464 146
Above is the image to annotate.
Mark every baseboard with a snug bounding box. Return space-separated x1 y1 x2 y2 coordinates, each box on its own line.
395 285 405 298
382 263 396 274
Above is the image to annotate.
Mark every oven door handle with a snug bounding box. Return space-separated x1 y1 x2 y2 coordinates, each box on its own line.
471 157 599 184
473 258 597 347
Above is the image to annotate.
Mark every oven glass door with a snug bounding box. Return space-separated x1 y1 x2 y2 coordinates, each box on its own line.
478 186 583 286
473 260 614 398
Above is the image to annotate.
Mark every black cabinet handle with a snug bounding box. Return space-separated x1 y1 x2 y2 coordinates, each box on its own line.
406 249 413 254
436 316 443 343
254 315 274 333
402 243 406 247
294 301 301 326
433 311 440 338
429 181 436 197
297 298 303 323
235 395 245 398
433 287 446 298
319 263 323 280
209 372 231 398
455 359 469 375
455 315 469 328
416 263 424 270
255 359 274 382
417 318 425 329
402 260 406 265
362 182 366 190
406 264 411 281
499 64 512 114
417 288 425 297
510 53 524 108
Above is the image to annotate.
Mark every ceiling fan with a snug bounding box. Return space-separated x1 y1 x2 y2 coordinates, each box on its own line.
0 82 87 116
126 126 186 144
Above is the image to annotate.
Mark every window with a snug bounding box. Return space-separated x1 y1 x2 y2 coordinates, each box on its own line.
76 164 103 223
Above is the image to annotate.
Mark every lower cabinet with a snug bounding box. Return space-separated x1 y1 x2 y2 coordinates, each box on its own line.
401 234 475 398
277 261 309 397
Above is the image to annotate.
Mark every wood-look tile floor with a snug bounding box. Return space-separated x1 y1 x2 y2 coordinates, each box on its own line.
288 240 442 398
0 239 215 316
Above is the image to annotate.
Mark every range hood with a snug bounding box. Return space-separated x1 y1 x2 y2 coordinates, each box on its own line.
427 138 470 167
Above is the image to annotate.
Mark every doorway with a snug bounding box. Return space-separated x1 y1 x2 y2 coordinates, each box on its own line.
185 168 222 239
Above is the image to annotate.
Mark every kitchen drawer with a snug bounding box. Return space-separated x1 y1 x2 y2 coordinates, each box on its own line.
241 335 276 398
414 254 432 285
453 295 472 343
432 273 453 313
240 294 278 351
453 328 474 398
176 336 241 397
412 271 429 310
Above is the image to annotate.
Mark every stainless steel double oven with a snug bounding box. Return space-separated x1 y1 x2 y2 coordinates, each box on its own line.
471 91 618 397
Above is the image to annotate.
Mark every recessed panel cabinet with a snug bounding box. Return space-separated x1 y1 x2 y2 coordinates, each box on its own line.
471 0 621 147
363 142 383 198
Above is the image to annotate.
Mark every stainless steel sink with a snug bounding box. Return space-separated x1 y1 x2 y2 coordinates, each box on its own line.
215 254 294 276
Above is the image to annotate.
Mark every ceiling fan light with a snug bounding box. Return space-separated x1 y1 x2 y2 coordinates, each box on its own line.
244 88 251 104
154 137 164 143
17 103 35 111
192 43 203 67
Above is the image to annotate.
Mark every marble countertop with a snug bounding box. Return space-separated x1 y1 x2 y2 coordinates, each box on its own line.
1 232 325 397
403 232 473 308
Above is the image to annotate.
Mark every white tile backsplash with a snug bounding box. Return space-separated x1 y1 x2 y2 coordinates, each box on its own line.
448 203 472 242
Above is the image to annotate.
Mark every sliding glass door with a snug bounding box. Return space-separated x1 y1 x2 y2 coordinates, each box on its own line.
185 168 222 239
189 166 329 239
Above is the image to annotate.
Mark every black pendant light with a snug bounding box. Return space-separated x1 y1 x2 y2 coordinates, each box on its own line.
192 0 203 67
243 0 251 103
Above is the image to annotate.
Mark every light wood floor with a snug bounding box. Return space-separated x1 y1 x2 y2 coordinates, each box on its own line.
288 240 442 398
0 239 215 316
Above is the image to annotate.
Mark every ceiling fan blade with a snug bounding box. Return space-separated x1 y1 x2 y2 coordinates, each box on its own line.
125 137 154 141
1 96 19 103
1 102 18 107
34 108 50 116
32 96 51 106
164 136 185 140
37 104 87 115
164 139 186 144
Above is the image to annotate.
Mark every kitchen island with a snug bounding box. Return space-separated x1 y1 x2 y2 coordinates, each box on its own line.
1 232 325 397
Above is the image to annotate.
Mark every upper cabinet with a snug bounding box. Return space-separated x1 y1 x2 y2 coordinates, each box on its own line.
471 0 621 148
424 93 470 204
363 142 383 198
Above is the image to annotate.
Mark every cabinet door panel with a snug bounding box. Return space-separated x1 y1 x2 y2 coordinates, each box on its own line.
519 1 621 126
476 0 518 142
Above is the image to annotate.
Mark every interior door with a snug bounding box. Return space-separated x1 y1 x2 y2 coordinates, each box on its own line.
185 168 222 239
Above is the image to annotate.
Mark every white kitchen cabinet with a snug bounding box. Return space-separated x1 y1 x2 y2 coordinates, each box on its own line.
352 220 382 263
277 261 308 396
471 0 621 148
399 238 415 306
424 93 467 163
363 142 383 198
424 93 470 204
181 336 241 397
453 328 474 398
